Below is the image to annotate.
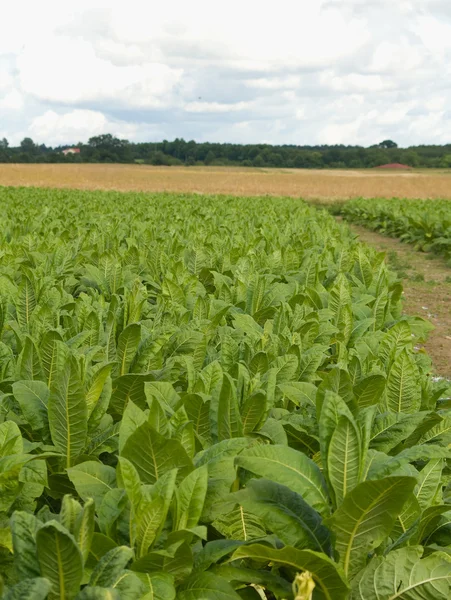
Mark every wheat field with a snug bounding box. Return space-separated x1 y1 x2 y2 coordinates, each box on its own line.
1 163 450 199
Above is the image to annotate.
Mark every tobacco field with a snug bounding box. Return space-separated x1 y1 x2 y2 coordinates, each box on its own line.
341 198 451 258
1 186 451 599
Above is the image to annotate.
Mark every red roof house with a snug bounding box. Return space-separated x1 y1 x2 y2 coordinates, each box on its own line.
62 148 81 155
374 163 411 169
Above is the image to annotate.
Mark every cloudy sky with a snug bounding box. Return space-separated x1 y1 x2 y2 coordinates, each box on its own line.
1 0 451 147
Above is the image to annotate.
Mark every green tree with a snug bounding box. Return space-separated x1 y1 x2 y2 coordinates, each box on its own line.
378 140 398 149
20 137 37 154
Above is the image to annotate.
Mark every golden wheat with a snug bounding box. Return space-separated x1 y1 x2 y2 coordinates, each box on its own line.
1 164 450 200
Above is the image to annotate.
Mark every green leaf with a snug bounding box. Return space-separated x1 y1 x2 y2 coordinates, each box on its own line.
89 546 134 587
13 380 50 432
3 578 51 600
136 497 166 558
385 349 420 413
354 374 386 409
86 363 114 416
278 382 317 407
67 461 116 507
415 459 444 509
327 414 362 507
36 520 83 600
10 511 40 579
352 546 451 599
326 476 417 579
177 572 241 600
60 495 82 534
118 400 147 452
17 336 43 381
97 488 127 538
131 540 193 578
48 357 88 468
40 330 65 390
176 466 208 531
75 498 95 565
240 392 266 435
212 506 266 541
215 373 243 441
231 544 349 600
234 478 331 553
75 587 120 600
116 324 141 376
136 572 176 599
235 444 330 516
121 422 193 484
0 421 23 457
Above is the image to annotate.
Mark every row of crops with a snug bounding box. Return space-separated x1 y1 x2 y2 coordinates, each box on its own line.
340 198 451 257
1 186 451 599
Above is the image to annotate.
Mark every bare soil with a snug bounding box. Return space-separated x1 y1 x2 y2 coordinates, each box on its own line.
347 223 451 376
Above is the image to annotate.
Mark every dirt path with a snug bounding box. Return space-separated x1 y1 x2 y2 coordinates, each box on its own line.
346 223 451 376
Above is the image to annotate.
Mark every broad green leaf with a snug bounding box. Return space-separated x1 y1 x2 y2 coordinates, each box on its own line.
385 349 420 413
327 414 361 507
75 498 95 565
131 540 193 577
235 444 330 516
176 465 208 531
116 324 141 376
415 459 444 509
89 546 134 587
10 511 40 579
352 546 451 599
234 479 331 553
231 544 349 600
75 587 120 599
326 476 417 579
86 363 114 416
121 422 193 484
3 578 51 600
17 336 43 381
13 380 50 432
178 572 241 600
212 504 266 541
0 421 22 457
354 374 386 408
215 373 243 441
240 392 266 434
48 357 88 468
40 330 65 390
97 488 127 538
36 520 83 600
136 497 166 558
67 461 116 507
60 495 82 534
136 572 176 600
118 400 147 452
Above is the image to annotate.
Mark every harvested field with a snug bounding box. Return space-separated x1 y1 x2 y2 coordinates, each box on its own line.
1 163 451 199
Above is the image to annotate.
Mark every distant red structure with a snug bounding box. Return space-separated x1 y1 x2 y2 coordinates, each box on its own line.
62 148 81 156
375 163 411 169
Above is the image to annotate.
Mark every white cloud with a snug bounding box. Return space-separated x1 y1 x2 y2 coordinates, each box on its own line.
27 109 150 145
0 90 24 111
185 101 253 113
1 0 451 145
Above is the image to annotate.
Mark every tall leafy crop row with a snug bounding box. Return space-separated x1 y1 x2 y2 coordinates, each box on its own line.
341 198 451 258
0 187 450 599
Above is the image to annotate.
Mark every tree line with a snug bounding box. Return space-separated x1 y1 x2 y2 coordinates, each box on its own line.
1 134 451 168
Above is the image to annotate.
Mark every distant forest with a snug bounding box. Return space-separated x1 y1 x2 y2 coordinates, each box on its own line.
2 134 451 168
